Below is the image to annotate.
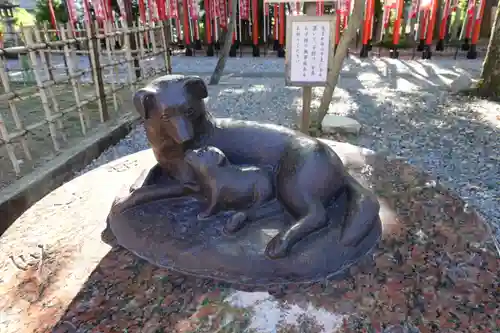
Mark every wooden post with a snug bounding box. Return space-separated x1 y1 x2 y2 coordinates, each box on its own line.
87 20 110 122
299 2 317 133
301 86 312 133
42 22 56 82
159 20 173 74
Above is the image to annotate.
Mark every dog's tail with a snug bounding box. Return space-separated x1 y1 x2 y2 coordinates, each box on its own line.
339 173 381 247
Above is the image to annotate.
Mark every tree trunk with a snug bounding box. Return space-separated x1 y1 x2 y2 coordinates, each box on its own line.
315 0 366 128
209 0 238 85
477 2 500 98
480 0 496 38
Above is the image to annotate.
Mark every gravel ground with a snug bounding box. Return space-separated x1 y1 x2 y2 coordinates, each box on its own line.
78 56 500 245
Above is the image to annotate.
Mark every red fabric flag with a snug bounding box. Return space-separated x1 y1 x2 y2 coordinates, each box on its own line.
138 0 147 23
156 0 166 20
92 0 106 21
240 0 249 20
316 0 324 15
148 0 158 21
409 0 420 19
218 0 227 28
83 0 91 23
169 0 179 18
214 0 220 17
48 0 58 31
106 0 113 21
66 0 78 25
189 0 200 20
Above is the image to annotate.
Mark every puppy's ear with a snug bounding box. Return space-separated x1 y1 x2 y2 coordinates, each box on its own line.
215 151 227 166
133 88 157 119
184 77 208 100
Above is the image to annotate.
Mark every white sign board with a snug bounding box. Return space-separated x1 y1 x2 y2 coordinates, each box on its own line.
285 15 336 86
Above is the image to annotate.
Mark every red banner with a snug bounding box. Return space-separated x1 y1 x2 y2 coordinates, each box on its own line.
264 3 269 15
188 0 200 19
48 0 58 30
218 0 227 28
214 0 221 17
316 0 323 15
240 0 249 20
156 0 166 19
106 0 113 21
147 0 158 21
66 0 78 25
138 0 146 23
169 0 179 18
83 0 91 23
409 0 420 18
92 0 106 21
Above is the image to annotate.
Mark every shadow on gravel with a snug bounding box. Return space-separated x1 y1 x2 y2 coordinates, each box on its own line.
331 61 499 238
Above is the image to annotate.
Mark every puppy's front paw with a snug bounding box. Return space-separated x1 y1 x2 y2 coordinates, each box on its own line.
197 212 211 220
265 234 289 259
224 212 247 234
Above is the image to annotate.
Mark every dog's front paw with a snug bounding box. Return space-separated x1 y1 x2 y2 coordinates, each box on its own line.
197 212 211 220
265 234 289 259
224 212 247 234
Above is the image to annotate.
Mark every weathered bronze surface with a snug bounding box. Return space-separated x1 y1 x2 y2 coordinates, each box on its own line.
105 75 382 285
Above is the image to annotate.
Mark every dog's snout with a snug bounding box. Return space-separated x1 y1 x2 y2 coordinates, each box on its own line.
168 115 194 144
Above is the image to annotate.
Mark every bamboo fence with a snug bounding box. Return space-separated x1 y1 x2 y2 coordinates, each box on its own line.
0 19 172 186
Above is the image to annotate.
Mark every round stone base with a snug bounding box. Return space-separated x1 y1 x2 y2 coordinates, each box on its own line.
105 140 382 286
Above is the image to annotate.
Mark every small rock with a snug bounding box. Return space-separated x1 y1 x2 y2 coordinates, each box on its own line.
321 115 362 135
448 74 473 93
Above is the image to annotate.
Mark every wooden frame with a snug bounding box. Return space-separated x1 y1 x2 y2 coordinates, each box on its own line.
0 19 173 177
285 15 336 87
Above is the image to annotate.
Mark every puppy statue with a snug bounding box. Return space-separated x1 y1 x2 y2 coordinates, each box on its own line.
185 146 275 233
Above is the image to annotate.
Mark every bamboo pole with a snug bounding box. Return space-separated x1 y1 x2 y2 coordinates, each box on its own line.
0 55 32 162
60 24 88 135
86 20 110 123
121 18 137 91
33 25 67 142
103 21 119 113
159 20 172 73
22 26 60 151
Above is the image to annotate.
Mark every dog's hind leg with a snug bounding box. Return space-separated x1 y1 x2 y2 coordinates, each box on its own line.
224 199 281 234
265 198 328 259
339 174 380 247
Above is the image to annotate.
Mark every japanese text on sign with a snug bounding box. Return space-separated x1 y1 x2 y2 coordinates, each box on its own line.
289 21 330 83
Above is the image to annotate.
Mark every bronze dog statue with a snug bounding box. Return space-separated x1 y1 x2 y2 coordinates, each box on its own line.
133 75 380 259
184 146 274 233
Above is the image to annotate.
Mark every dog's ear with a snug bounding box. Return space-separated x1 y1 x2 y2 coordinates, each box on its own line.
133 88 157 119
184 77 208 100
213 149 227 166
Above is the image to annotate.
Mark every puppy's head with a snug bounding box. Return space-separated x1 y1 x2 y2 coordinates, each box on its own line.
133 75 208 144
185 146 228 173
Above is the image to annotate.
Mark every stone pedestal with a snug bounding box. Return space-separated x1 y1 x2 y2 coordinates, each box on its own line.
1 141 497 333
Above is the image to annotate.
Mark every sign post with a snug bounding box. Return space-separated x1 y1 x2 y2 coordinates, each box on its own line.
284 14 336 133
